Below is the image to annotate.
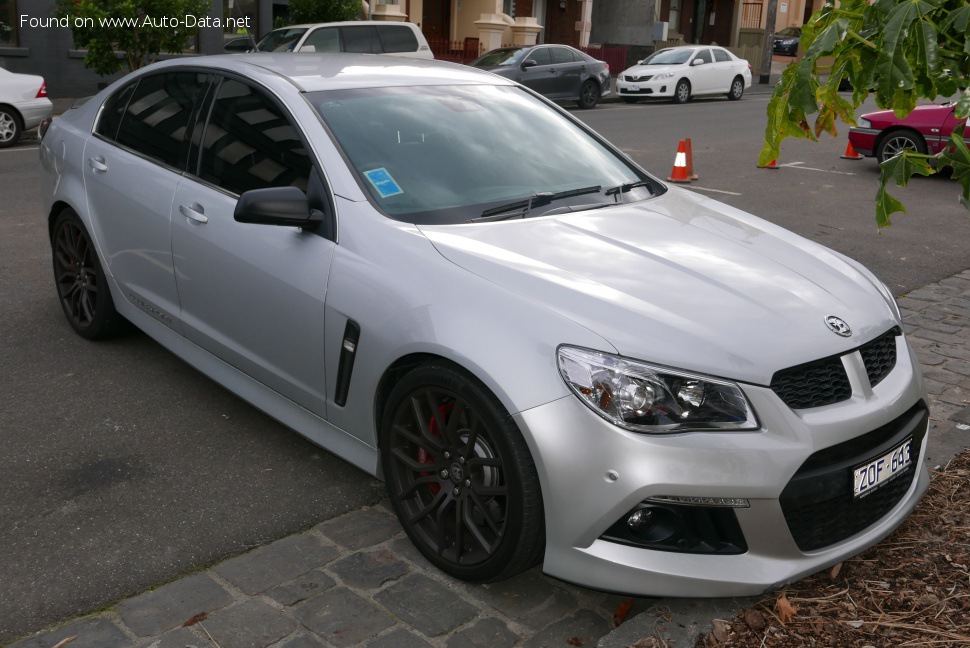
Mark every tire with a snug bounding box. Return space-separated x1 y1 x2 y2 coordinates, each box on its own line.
622 97 639 104
0 106 22 149
51 210 127 339
876 130 926 164
673 79 691 104
727 76 744 101
380 364 544 582
577 80 600 109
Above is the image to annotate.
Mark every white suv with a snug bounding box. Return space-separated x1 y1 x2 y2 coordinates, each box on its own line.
254 21 433 58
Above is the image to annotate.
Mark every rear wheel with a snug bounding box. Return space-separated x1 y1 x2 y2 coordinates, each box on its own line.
727 76 744 100
0 106 22 148
673 79 691 104
876 130 926 164
577 80 600 109
51 210 127 339
380 364 544 582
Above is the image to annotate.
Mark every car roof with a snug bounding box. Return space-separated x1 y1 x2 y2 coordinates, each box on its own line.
148 53 514 92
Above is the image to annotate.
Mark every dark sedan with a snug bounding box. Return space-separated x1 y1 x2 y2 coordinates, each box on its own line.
469 45 611 109
772 27 801 56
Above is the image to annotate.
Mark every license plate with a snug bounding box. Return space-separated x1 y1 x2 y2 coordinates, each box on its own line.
853 438 912 498
630 85 639 92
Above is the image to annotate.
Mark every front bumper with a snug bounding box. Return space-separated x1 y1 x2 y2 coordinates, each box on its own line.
848 127 879 157
616 77 676 99
516 334 929 596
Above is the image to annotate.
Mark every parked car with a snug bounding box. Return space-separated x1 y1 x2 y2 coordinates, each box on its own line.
848 101 965 163
39 53 929 597
0 67 53 148
469 45 610 109
224 35 256 53
616 45 751 104
772 27 801 56
254 21 433 58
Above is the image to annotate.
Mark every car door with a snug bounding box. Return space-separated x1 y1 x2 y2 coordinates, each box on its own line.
711 48 736 92
171 76 335 417
688 48 717 94
551 46 584 98
517 46 559 97
932 107 965 154
82 71 209 330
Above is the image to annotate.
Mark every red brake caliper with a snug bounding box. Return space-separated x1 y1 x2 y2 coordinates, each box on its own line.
418 404 453 495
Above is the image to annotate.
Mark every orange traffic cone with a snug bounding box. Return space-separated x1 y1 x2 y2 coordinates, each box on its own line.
758 158 779 170
841 141 864 160
685 138 699 180
668 140 691 183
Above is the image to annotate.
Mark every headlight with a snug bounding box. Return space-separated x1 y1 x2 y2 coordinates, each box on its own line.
557 346 760 434
857 117 872 128
654 71 675 80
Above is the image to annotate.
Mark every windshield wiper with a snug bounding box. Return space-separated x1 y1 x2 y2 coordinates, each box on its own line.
605 179 652 201
473 185 602 222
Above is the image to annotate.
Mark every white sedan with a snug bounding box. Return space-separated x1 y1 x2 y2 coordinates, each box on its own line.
617 45 752 104
0 67 53 148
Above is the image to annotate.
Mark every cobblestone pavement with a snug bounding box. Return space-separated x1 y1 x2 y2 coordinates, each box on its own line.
10 270 969 648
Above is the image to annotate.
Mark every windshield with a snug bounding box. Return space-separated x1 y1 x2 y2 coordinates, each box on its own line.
310 85 660 224
255 28 308 52
641 49 694 65
776 27 800 37
471 48 527 67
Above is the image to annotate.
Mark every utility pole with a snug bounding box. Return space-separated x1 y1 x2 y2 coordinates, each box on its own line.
759 0 779 84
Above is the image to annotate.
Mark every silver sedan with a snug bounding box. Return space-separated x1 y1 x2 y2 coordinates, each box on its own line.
39 54 929 596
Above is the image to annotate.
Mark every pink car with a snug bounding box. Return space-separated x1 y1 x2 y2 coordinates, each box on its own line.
848 101 965 163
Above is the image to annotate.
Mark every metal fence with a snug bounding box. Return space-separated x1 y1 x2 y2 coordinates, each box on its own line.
580 45 627 73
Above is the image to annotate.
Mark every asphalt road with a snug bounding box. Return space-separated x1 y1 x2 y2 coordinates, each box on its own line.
1 93 967 642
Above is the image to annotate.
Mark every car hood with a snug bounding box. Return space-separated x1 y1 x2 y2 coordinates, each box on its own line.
864 103 952 127
622 64 680 77
418 189 897 385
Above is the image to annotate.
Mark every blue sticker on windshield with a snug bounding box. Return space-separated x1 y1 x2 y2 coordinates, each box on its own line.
363 168 403 198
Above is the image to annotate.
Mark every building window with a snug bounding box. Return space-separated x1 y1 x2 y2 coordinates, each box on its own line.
503 0 516 18
0 0 17 46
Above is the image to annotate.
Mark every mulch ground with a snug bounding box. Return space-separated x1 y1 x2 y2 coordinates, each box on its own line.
696 448 970 647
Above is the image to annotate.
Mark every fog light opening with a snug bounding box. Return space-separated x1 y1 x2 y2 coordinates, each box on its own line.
626 508 656 533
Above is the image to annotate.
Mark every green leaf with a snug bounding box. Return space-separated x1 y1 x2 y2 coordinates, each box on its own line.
875 181 907 228
880 148 934 188
955 89 970 120
938 129 970 209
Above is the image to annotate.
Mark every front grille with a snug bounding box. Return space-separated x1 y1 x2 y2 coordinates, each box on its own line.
770 357 850 409
779 401 927 552
624 74 652 82
770 326 901 410
860 327 899 387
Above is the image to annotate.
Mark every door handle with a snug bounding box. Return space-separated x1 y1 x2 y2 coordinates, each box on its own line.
179 204 209 224
87 156 108 173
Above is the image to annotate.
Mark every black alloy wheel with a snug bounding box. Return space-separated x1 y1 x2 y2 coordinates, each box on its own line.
381 364 544 582
577 80 600 109
51 210 126 339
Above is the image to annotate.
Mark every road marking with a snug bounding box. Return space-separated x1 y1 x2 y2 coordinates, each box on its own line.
780 161 856 176
0 146 39 153
688 186 743 196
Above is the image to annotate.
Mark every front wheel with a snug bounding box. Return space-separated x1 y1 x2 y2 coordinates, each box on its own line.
727 76 744 101
672 79 691 104
51 210 127 339
876 130 926 164
380 364 544 582
0 107 22 148
577 80 600 109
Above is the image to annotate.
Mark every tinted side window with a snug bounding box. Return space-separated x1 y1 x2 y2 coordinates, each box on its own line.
199 79 311 196
303 27 340 52
551 47 577 64
116 72 208 168
377 25 418 53
693 49 713 64
713 48 731 62
96 82 137 140
342 26 382 53
529 47 552 65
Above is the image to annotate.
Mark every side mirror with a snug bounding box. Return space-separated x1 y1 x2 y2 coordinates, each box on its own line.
637 59 645 64
299 45 316 53
521 59 538 69
234 186 324 229
691 58 704 66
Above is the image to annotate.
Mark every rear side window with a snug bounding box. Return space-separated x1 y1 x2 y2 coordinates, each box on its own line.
342 26 382 53
551 47 578 64
377 25 418 53
198 78 311 195
713 48 731 62
303 27 340 52
96 83 137 140
115 72 208 168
